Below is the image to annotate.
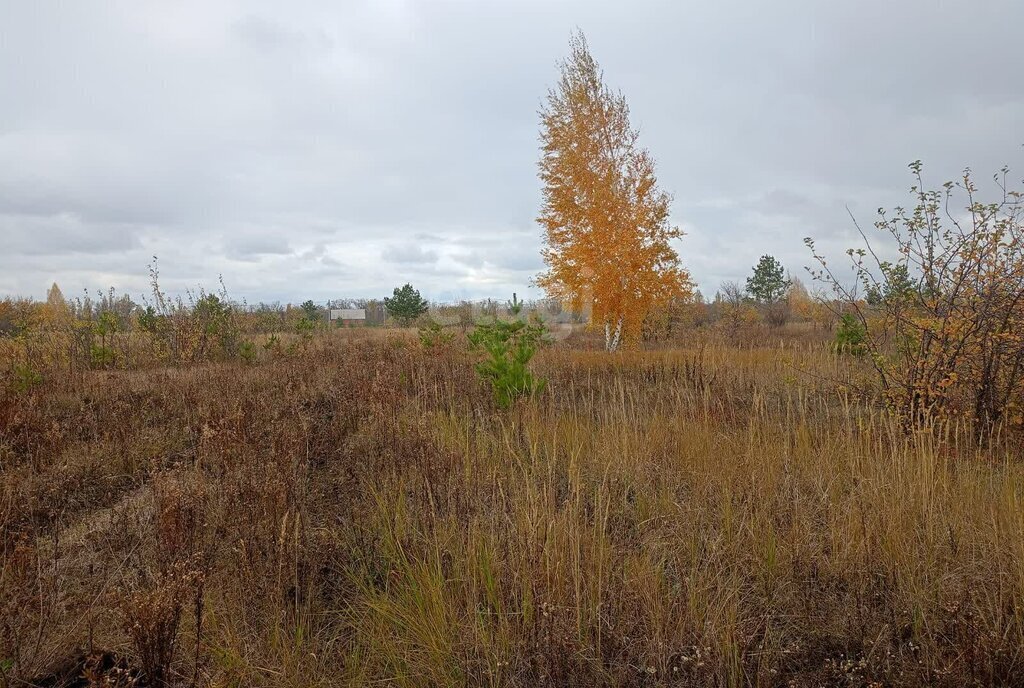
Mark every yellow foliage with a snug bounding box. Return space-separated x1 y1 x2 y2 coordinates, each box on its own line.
536 32 691 352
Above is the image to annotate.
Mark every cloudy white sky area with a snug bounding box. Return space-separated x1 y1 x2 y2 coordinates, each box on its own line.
2 0 1023 305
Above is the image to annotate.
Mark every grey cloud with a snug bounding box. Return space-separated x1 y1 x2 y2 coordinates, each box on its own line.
382 244 439 264
226 235 293 261
1 213 142 256
298 243 328 260
231 15 325 53
748 190 818 218
449 238 543 274
2 0 1022 302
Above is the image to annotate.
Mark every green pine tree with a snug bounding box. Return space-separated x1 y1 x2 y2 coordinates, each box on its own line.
384 284 429 326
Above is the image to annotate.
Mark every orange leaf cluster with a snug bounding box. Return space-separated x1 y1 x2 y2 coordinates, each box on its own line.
536 32 691 351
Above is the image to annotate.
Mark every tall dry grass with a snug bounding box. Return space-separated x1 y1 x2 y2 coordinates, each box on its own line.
1 328 1022 686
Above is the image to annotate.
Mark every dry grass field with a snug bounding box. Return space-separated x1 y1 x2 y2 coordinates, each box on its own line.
2 326 1024 687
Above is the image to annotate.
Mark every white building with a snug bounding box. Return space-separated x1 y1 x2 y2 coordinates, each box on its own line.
329 308 366 325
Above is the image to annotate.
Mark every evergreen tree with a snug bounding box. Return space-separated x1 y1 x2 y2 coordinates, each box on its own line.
384 284 429 326
746 255 790 304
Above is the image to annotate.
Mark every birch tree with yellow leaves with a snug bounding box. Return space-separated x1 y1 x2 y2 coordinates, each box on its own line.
537 32 691 352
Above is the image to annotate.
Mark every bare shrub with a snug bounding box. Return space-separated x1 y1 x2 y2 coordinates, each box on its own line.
807 161 1024 438
121 557 204 686
120 475 208 686
762 299 791 328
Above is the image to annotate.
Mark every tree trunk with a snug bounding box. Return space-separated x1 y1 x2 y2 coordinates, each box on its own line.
605 317 623 352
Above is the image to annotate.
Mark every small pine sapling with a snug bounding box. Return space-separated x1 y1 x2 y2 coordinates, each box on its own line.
468 304 547 408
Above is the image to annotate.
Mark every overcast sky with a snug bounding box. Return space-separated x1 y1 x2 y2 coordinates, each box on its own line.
2 0 1022 304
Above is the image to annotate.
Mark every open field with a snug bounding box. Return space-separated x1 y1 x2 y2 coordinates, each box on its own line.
5 1 1024 686
3 327 1023 687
